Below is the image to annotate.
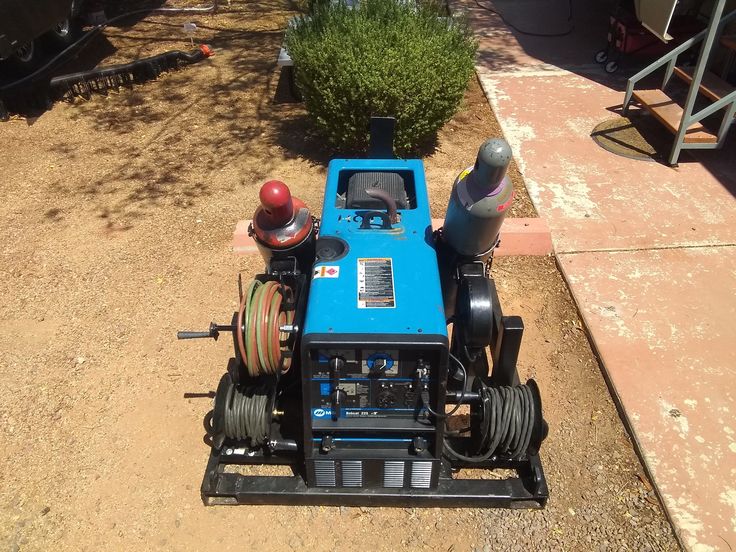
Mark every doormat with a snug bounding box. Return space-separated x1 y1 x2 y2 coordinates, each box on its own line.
590 114 670 162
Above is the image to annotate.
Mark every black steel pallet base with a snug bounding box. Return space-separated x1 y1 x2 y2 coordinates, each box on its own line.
201 449 548 508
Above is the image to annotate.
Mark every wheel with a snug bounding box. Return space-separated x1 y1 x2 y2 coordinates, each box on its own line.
604 60 619 74
51 18 74 44
7 40 40 73
43 15 81 48
14 41 35 64
594 49 608 63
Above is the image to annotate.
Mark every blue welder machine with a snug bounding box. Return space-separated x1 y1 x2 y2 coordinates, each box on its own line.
179 119 548 507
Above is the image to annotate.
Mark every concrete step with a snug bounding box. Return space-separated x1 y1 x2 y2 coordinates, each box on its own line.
631 89 718 144
673 66 736 103
233 218 554 257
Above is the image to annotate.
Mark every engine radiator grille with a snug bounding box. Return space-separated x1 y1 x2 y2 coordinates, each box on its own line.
308 459 438 489
341 461 363 487
313 460 336 487
383 461 406 488
410 461 434 489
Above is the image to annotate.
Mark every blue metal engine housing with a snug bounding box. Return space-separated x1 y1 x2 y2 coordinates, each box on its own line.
300 158 450 489
302 158 447 339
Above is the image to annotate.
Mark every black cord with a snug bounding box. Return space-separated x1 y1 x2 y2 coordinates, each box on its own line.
419 353 467 419
473 0 574 38
445 426 471 435
443 381 536 463
223 384 270 446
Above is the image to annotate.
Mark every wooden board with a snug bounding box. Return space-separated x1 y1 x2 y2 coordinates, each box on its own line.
632 89 717 143
673 66 735 102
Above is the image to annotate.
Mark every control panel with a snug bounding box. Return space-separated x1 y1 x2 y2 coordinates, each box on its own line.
307 348 433 425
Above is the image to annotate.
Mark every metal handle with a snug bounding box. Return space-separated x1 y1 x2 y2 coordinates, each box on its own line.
330 357 345 420
358 210 392 230
177 322 235 341
365 188 398 223
177 331 215 340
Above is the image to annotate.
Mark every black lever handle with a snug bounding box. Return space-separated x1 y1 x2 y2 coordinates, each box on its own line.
329 357 345 420
177 331 215 340
177 322 236 341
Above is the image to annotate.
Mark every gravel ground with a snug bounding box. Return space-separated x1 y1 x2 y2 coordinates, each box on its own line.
0 1 680 550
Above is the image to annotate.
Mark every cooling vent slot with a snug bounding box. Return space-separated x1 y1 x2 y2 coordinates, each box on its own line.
383 461 406 488
341 461 363 487
313 460 336 487
410 461 433 489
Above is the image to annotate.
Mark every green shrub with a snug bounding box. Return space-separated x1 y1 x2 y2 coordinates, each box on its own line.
284 0 477 155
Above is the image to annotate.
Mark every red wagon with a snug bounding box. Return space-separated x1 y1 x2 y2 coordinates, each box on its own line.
595 7 705 73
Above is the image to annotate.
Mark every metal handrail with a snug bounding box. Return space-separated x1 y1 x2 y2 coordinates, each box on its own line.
623 8 736 107
688 90 736 123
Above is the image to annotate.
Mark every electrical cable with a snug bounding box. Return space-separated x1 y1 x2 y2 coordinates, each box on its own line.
236 279 295 377
445 426 471 435
222 384 270 445
473 0 574 38
443 380 536 462
419 353 467 419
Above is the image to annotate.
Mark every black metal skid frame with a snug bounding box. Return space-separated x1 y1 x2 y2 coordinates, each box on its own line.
201 447 547 508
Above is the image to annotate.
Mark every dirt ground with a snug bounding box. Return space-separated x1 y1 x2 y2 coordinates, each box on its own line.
0 1 680 550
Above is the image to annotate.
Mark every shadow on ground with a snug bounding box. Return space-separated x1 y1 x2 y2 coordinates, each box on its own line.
54 1 301 225
468 0 736 196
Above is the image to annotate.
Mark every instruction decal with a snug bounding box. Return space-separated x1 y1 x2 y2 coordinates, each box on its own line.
357 258 395 308
313 265 340 279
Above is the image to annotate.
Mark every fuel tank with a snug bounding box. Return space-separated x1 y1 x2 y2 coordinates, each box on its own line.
442 138 514 258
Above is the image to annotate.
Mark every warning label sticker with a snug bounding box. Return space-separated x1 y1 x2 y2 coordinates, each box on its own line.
313 265 340 279
357 258 395 308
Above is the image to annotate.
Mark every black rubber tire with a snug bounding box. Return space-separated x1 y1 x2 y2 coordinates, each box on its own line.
604 60 619 74
7 40 40 73
43 16 82 48
594 49 608 64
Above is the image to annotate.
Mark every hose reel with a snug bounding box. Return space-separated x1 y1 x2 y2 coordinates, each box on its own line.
178 274 300 451
236 279 296 377
444 378 547 462
210 277 296 450
211 372 277 450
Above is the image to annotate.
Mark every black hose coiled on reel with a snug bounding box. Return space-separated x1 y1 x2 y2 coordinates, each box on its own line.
210 373 275 449
444 380 539 462
219 382 272 447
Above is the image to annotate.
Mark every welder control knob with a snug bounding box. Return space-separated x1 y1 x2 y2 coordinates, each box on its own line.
367 352 394 375
371 357 388 375
329 356 345 372
259 180 294 226
330 388 347 420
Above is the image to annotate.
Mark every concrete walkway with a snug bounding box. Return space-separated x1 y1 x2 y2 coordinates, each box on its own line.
458 0 736 549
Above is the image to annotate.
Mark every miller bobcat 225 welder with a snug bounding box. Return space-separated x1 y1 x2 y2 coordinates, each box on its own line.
178 119 548 507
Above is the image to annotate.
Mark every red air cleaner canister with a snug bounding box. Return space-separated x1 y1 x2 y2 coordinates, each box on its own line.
250 180 316 273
